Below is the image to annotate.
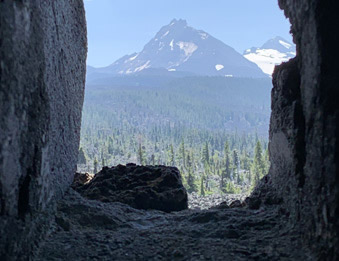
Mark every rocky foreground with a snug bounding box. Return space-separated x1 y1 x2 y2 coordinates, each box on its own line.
188 193 247 210
34 166 310 260
35 189 310 260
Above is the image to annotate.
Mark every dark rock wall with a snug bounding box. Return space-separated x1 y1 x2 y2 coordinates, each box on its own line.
268 0 339 259
0 0 338 259
0 0 87 259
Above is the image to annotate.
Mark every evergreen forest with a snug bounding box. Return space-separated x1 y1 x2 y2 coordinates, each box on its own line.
79 75 272 195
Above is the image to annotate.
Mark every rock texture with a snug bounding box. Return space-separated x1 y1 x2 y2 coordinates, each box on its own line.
1 0 338 259
0 0 87 259
73 172 94 187
188 193 247 210
35 189 310 261
75 164 188 212
254 1 339 259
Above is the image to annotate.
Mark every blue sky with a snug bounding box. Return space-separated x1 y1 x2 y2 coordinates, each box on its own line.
85 0 292 67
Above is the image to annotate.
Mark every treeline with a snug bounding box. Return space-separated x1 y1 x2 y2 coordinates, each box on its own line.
78 124 269 195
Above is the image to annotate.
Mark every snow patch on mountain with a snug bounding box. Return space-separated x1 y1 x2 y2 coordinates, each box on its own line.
169 39 174 51
162 31 170 38
200 32 208 40
129 53 138 61
215 64 224 71
244 36 296 75
177 42 198 58
135 60 151 72
244 49 286 75
279 40 291 49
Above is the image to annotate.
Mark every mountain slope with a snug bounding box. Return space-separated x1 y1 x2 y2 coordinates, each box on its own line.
243 36 296 75
90 19 267 78
84 76 272 136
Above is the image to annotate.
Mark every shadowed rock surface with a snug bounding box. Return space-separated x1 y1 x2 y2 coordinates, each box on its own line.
74 164 188 212
257 0 339 258
73 172 94 187
35 189 311 261
0 0 87 259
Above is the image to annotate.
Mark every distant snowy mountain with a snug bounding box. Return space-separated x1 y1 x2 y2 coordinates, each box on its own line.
243 36 296 75
90 19 267 78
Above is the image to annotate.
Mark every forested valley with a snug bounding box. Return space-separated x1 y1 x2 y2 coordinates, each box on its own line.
78 75 272 195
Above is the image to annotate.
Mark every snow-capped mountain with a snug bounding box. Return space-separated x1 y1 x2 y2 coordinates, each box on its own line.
91 19 266 78
243 36 296 75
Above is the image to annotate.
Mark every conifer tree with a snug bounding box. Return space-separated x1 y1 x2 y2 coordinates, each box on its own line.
202 142 210 166
187 169 197 193
221 141 232 192
78 147 87 165
179 139 186 168
233 150 240 184
186 153 192 169
251 141 265 185
138 143 145 165
241 150 251 172
108 137 114 155
200 176 205 196
190 151 195 173
93 158 98 174
169 144 175 166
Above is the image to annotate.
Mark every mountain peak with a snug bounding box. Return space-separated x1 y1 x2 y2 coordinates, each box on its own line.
243 36 296 75
92 20 266 78
169 19 188 27
261 36 295 52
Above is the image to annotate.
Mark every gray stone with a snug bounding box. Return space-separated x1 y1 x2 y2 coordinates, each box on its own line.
75 165 188 212
251 1 339 259
35 189 311 260
0 0 87 259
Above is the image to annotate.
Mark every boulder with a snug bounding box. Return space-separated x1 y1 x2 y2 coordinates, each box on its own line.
75 164 188 212
72 172 95 188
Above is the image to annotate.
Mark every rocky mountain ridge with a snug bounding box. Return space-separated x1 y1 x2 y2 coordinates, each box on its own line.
244 36 296 75
88 19 267 78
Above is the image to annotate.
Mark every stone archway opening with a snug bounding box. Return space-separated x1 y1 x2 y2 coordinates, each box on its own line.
79 1 294 209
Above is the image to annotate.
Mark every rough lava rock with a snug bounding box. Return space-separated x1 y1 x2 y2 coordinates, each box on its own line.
246 1 339 259
72 172 94 188
188 192 247 210
35 189 311 260
74 164 188 212
0 0 87 259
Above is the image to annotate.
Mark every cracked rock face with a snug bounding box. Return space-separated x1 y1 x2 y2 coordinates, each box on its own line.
74 164 188 212
262 0 339 259
0 0 87 259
